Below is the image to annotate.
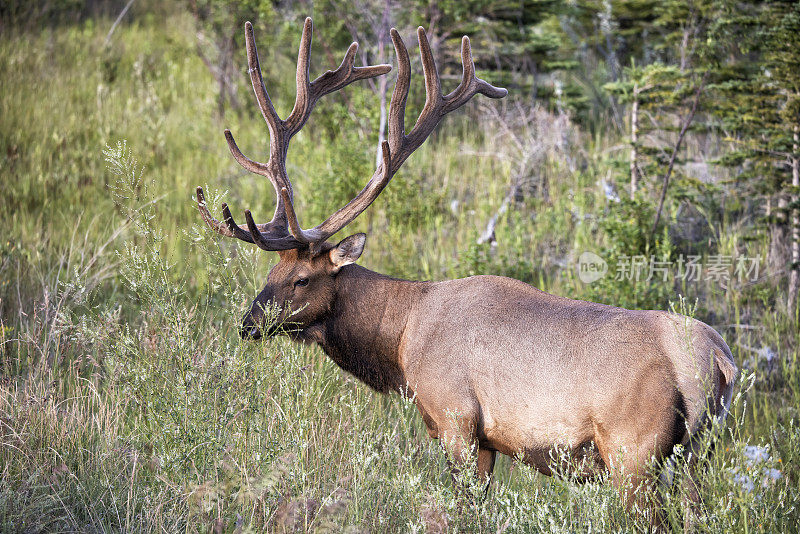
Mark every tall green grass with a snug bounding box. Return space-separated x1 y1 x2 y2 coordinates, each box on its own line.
2 11 799 533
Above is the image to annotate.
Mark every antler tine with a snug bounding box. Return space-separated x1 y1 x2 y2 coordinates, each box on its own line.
286 18 392 136
245 21 283 140
224 130 270 176
196 187 255 242
287 17 313 136
387 28 411 162
244 209 277 251
280 187 321 243
413 27 443 130
443 35 508 113
221 202 254 240
310 42 393 100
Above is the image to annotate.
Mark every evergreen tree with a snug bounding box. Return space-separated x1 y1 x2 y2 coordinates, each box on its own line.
601 0 711 237
707 0 800 314
411 1 581 112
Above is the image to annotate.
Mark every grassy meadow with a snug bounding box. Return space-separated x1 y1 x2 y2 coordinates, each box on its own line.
1 7 799 533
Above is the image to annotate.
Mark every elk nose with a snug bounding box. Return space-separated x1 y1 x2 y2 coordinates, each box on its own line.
240 324 262 340
240 314 262 340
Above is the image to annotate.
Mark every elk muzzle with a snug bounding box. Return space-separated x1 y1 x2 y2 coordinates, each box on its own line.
240 312 285 340
241 290 286 340
240 313 263 340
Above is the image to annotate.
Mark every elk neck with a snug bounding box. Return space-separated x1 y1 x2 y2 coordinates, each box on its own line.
307 263 428 394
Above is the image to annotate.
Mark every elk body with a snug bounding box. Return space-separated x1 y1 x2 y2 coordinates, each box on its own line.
197 18 738 522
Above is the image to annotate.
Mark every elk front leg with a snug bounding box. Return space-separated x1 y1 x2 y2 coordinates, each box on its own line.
415 400 493 491
439 419 497 495
477 447 497 490
477 448 496 481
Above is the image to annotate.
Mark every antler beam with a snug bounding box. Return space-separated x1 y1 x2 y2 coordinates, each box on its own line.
197 18 506 252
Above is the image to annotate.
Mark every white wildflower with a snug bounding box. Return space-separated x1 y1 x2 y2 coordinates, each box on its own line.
743 445 770 465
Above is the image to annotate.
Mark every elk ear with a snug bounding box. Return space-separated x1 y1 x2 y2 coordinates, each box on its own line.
329 233 366 272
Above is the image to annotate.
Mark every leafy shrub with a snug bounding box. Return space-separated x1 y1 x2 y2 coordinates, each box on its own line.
583 198 675 310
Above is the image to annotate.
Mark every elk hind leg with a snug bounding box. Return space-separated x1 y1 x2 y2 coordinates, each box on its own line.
596 423 675 531
605 448 665 532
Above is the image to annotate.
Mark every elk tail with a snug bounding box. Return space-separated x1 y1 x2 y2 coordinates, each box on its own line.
712 343 738 426
660 341 737 488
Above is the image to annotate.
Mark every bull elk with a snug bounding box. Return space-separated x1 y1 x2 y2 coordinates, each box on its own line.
196 18 738 525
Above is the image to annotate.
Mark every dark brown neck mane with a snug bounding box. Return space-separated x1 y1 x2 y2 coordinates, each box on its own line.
298 264 428 393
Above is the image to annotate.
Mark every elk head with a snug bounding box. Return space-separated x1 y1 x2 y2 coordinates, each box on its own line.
196 18 506 340
240 234 366 340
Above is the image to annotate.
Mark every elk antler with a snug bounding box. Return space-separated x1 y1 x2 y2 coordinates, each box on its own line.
197 19 506 251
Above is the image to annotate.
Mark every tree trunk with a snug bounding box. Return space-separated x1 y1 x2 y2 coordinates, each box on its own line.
789 128 800 315
651 73 707 237
188 0 241 118
768 195 789 278
374 2 391 168
219 32 240 116
630 83 640 199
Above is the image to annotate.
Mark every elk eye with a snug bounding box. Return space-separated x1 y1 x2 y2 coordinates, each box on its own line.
294 277 309 288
